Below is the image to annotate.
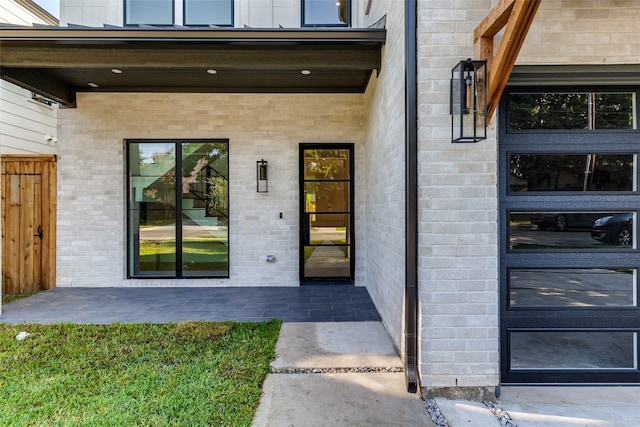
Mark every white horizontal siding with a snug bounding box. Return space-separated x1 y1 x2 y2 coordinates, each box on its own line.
0 1 59 155
0 0 49 25
0 80 58 155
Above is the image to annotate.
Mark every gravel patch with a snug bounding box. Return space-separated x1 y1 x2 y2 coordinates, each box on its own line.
271 366 403 374
484 400 517 427
424 398 450 427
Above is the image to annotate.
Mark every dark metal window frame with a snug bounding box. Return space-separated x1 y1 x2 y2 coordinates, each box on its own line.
124 0 175 26
182 0 234 27
299 143 355 284
301 0 351 28
499 85 640 384
125 138 230 279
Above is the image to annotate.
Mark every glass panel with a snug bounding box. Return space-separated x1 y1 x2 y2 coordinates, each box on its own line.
509 93 588 130
303 244 350 277
304 213 350 278
126 0 173 25
510 212 635 249
510 268 637 307
184 0 232 26
181 142 229 277
509 92 636 130
595 93 635 129
508 154 634 192
304 149 350 180
303 0 346 26
129 142 177 276
510 331 637 369
309 214 348 243
304 182 349 213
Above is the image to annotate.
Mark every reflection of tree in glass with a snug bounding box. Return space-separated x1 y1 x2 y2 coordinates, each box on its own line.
304 149 349 180
595 94 634 129
510 154 633 191
207 174 228 222
510 93 588 130
304 150 349 216
181 143 229 223
509 93 634 130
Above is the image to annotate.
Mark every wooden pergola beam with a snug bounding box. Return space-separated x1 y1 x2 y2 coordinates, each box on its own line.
474 0 541 120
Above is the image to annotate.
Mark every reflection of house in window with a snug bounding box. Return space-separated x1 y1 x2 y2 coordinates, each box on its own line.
127 140 229 278
185 163 228 220
508 154 634 192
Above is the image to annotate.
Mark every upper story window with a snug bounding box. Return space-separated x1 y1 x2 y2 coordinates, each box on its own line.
125 0 173 25
508 92 637 131
184 0 233 26
302 0 350 27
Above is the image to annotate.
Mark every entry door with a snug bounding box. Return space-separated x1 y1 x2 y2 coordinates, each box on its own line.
300 144 354 283
2 156 56 294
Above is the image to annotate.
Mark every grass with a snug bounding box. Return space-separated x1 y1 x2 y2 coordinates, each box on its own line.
2 292 40 305
0 320 281 426
140 238 229 271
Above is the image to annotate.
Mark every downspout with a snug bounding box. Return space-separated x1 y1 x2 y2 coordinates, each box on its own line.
404 0 419 394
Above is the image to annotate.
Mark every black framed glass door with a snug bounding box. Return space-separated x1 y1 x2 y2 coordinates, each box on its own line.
300 144 354 283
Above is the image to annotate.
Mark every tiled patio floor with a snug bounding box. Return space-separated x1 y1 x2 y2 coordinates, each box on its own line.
0 286 381 324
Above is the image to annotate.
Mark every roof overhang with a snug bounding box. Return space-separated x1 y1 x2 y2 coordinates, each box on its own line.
508 64 640 86
0 26 386 107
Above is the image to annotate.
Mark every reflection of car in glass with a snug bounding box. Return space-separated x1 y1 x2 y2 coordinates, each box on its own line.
530 213 603 232
591 213 633 246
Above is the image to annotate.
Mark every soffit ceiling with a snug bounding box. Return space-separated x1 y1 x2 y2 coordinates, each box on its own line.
0 26 386 108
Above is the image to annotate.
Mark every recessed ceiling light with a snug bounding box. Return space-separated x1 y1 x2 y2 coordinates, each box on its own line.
88 82 99 88
301 69 311 75
206 69 218 75
111 68 123 74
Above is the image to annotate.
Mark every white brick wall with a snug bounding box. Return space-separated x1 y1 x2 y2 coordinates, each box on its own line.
518 1 640 64
56 93 365 287
362 0 406 353
417 0 499 389
415 0 640 390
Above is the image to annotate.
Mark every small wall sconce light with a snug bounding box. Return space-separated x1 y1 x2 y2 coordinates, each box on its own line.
257 159 268 193
450 58 487 143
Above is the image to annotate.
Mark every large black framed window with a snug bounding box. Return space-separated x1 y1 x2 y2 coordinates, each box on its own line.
127 140 229 278
499 87 640 384
184 0 233 26
302 0 350 27
125 0 173 25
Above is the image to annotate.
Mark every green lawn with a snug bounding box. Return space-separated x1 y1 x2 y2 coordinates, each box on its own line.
140 238 229 271
0 320 281 426
2 293 39 305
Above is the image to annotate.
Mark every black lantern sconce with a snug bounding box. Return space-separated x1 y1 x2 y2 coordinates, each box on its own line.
257 159 268 193
450 58 487 143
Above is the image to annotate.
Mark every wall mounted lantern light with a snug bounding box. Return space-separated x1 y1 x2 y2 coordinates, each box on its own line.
450 58 487 143
257 159 268 193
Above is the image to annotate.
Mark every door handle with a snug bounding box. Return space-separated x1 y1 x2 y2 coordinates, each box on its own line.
34 225 44 239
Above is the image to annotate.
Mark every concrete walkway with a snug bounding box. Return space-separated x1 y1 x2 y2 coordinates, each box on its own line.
434 385 640 426
252 322 432 427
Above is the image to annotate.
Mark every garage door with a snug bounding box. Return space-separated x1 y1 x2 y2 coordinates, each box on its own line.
499 87 640 383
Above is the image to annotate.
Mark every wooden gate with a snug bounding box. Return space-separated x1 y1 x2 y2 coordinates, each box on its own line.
1 155 56 294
